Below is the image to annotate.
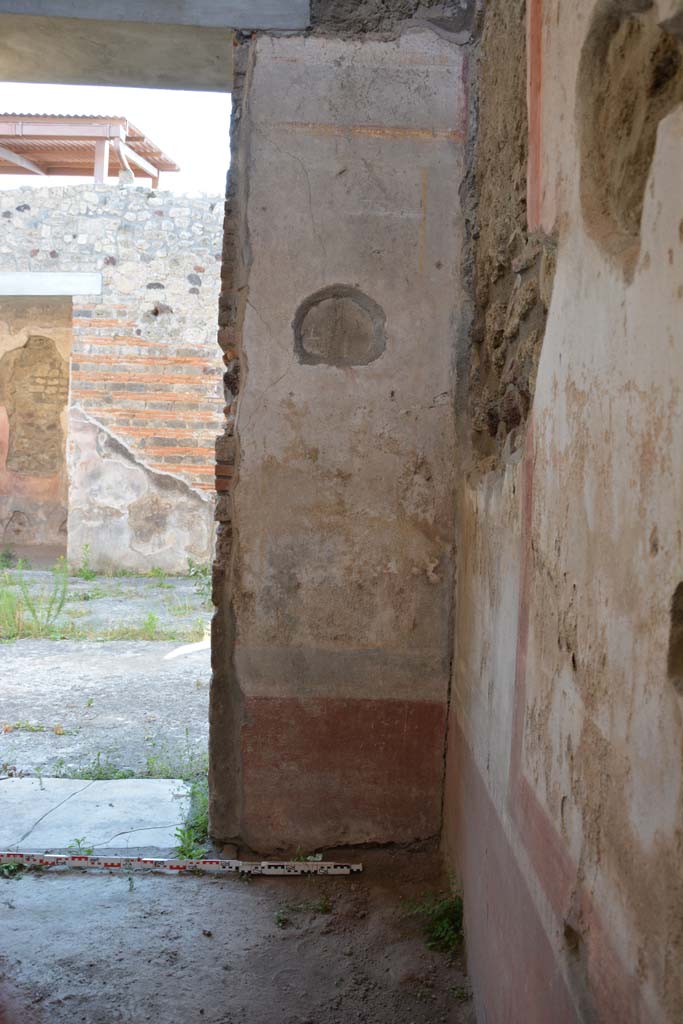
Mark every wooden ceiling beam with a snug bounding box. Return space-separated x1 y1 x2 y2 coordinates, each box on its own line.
113 139 160 183
0 142 44 174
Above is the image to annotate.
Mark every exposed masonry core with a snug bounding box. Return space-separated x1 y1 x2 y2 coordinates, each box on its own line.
293 286 387 366
578 2 683 279
668 582 683 695
209 35 249 841
0 296 72 550
310 0 476 34
0 335 68 474
467 0 556 469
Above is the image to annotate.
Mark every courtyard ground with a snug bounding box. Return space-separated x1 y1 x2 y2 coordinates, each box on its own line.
0 567 474 1023
0 567 210 777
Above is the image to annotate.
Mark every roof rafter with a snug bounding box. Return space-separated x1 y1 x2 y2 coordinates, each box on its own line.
0 142 44 174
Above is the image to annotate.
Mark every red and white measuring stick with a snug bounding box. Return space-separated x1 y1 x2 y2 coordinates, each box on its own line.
0 851 362 876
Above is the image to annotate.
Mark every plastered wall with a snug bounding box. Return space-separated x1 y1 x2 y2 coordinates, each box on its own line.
210 26 467 850
444 1 683 1020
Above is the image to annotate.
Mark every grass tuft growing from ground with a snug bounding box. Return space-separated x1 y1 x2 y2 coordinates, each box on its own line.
0 567 207 643
402 892 464 953
0 560 68 640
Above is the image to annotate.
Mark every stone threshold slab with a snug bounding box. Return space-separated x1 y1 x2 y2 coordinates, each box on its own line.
0 777 189 853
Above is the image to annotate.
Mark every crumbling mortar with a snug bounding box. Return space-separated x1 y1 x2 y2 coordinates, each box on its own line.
209 35 257 845
309 0 477 39
462 0 557 476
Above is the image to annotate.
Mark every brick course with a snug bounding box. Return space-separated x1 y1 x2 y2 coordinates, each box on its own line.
0 184 224 494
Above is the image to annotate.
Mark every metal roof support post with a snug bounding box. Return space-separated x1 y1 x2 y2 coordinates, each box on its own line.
93 137 109 183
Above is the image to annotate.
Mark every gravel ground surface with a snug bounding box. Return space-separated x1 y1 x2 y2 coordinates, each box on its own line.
1 568 210 639
0 639 209 776
0 572 210 777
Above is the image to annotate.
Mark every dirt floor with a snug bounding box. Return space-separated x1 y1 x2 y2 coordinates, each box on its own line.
1 570 210 777
0 849 474 1024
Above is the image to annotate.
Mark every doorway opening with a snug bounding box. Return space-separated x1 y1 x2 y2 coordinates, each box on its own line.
0 82 230 858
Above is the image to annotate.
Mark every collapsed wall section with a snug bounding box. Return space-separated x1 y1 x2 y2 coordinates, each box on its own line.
0 185 225 571
210 27 467 850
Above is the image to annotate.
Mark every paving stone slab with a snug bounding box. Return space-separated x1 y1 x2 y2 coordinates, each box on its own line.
0 777 189 853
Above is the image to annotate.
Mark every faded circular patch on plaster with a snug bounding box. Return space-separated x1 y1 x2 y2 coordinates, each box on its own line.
293 285 387 367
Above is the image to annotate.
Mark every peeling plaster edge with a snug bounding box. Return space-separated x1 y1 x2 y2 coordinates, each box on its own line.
208 35 256 845
70 405 213 507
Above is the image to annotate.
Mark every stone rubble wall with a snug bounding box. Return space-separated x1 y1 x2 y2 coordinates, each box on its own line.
0 184 225 570
0 296 72 550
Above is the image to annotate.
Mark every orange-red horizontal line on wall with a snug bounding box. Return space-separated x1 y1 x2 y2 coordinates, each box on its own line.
71 370 220 387
72 353 218 368
84 406 221 423
73 304 130 312
72 389 223 405
275 121 465 142
141 446 215 457
71 319 137 328
149 463 215 476
105 426 215 439
75 337 160 349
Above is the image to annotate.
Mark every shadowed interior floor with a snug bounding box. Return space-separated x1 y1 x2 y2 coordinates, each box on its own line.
0 848 474 1024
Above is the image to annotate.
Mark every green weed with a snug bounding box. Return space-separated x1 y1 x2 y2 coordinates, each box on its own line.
402 892 464 953
3 721 46 733
14 558 69 637
0 860 25 879
55 752 135 781
186 775 209 844
173 825 207 860
149 567 172 588
73 586 110 601
188 558 211 602
165 597 196 617
67 837 94 855
144 732 208 781
75 544 98 582
0 548 16 569
0 586 22 640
